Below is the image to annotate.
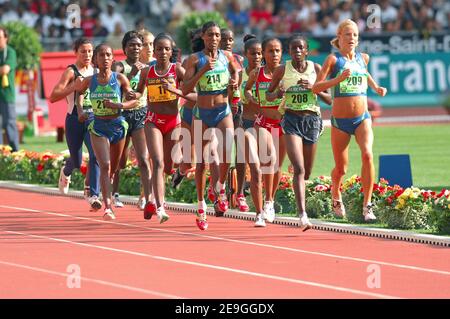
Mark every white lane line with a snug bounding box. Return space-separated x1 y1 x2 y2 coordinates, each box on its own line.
3 229 400 299
0 260 184 299
1 205 449 276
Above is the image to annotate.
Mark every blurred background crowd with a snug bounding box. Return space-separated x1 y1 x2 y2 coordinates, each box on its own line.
0 0 449 52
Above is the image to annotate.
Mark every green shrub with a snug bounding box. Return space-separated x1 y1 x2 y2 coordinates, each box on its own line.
1 21 43 70
176 12 228 54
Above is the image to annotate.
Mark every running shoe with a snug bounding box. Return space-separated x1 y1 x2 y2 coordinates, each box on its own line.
137 196 146 210
196 209 208 231
112 193 124 208
143 201 156 220
237 194 249 212
299 213 312 232
207 184 217 202
171 168 185 189
214 189 228 216
254 213 266 227
363 203 377 222
156 206 170 224
58 166 71 194
332 199 346 218
83 186 90 200
103 208 116 220
88 195 102 211
264 201 275 223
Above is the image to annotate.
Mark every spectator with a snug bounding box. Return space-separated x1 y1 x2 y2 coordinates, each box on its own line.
0 27 19 152
352 9 366 33
339 1 353 22
272 5 293 36
92 13 109 39
226 0 250 35
17 4 38 28
30 0 49 15
402 19 417 32
167 0 193 33
100 1 127 34
311 15 336 36
134 17 146 32
436 9 450 30
193 0 215 11
81 9 96 38
380 0 398 24
106 22 125 50
316 0 332 22
1 1 18 23
249 0 273 36
148 0 173 26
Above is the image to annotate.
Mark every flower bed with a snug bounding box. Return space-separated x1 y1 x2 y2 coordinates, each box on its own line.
1 146 449 235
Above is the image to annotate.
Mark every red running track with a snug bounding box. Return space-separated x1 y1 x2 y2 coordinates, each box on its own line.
0 188 449 299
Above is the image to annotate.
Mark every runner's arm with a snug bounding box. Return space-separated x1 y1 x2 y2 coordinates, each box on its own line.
266 64 286 102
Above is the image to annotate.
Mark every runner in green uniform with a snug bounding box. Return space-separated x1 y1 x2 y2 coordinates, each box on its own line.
75 44 138 220
183 21 239 230
312 19 387 222
111 31 152 212
267 34 332 231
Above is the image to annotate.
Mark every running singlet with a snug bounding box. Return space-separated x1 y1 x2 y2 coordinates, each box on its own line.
256 67 283 108
282 60 319 114
331 52 368 97
240 68 256 105
67 64 94 113
231 53 244 103
121 60 146 109
146 63 178 103
196 50 230 96
89 72 122 117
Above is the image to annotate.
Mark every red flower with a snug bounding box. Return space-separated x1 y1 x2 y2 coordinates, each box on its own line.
80 163 87 176
437 189 446 198
394 189 404 198
386 196 393 205
36 163 44 172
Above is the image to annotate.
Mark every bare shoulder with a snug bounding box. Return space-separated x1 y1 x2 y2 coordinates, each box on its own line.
361 53 370 64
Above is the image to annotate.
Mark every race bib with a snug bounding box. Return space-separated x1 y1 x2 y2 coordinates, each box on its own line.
147 82 177 103
198 69 229 92
339 72 368 95
258 82 282 108
285 86 318 112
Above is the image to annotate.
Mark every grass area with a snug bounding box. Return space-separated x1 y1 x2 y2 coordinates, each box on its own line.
21 135 71 153
283 124 450 190
19 124 450 189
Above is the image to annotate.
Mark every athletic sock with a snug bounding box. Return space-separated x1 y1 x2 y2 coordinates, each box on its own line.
198 200 206 211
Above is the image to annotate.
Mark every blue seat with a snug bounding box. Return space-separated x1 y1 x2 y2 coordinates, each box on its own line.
378 154 413 188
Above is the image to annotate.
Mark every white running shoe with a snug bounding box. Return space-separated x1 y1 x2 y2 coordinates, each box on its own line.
58 166 71 194
332 199 346 218
103 208 116 220
156 206 170 224
88 195 102 211
299 213 312 232
137 196 146 210
264 201 275 223
363 203 377 222
112 193 124 208
83 186 90 201
255 213 266 227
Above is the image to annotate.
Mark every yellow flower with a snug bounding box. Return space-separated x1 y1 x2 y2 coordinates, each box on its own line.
448 204 450 210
